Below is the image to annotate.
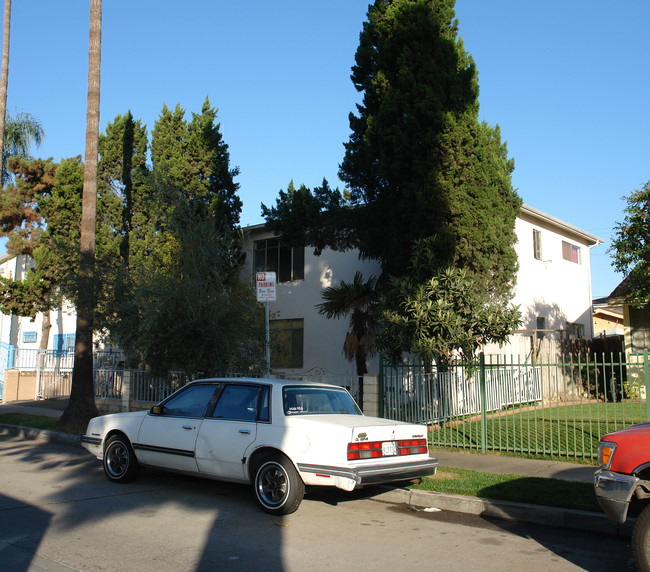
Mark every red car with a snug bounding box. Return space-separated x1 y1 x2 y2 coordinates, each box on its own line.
595 423 650 571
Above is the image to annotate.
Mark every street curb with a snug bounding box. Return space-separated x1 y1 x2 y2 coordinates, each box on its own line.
0 422 632 536
374 486 634 537
0 423 82 447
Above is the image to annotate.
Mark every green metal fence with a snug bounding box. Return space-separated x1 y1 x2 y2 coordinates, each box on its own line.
380 350 650 461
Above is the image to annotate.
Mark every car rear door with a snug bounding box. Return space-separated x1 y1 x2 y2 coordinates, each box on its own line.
135 383 219 472
195 383 268 480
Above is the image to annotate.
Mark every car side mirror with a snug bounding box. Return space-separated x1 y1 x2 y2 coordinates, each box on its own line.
151 405 163 415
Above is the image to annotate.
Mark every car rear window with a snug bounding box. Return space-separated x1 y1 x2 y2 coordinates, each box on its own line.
283 386 361 416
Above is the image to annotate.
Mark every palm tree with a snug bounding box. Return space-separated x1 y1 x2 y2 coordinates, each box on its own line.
316 271 380 408
2 111 44 183
58 0 102 431
0 0 11 166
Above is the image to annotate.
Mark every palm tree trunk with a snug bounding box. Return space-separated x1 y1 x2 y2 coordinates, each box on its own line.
58 0 102 432
0 0 11 162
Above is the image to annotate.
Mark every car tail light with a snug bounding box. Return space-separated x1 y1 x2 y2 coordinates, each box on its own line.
347 441 383 460
397 439 429 455
347 438 428 460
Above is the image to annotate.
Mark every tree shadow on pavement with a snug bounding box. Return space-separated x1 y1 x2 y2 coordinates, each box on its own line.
0 436 287 571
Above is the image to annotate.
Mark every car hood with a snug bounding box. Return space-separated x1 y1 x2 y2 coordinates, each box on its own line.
86 409 149 436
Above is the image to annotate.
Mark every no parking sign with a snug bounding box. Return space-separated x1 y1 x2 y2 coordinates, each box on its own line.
256 272 276 302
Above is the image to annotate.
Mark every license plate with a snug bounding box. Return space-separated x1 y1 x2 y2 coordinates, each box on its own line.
382 441 397 456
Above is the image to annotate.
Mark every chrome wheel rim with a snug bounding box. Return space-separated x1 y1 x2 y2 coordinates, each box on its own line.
106 442 128 478
257 462 288 507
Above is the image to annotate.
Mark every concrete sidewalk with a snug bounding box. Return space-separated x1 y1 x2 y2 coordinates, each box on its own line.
0 398 68 418
0 398 622 536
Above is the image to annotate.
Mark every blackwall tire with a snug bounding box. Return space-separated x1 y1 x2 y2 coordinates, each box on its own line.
632 504 650 572
253 455 304 515
103 434 139 483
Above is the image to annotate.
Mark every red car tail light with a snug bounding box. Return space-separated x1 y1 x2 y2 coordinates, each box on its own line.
397 439 428 455
347 441 383 460
348 438 428 460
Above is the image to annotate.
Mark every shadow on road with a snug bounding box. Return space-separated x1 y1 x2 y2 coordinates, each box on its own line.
0 492 54 572
0 436 287 571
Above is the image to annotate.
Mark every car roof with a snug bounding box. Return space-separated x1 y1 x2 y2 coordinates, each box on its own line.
187 377 343 390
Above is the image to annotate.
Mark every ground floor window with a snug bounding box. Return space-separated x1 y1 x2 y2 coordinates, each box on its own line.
566 322 585 340
271 318 304 369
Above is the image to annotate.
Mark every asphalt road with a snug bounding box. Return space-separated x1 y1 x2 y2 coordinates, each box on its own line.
0 435 634 572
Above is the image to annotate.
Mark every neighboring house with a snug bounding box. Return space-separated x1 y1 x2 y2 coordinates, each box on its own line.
0 251 77 354
592 297 624 337
242 203 604 374
608 278 650 354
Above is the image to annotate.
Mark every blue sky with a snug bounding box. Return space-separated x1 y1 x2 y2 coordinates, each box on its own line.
4 1 649 298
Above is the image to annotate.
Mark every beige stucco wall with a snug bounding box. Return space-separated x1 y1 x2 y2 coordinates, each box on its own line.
2 370 37 402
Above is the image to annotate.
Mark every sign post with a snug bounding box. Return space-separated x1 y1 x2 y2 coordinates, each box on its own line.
256 272 276 375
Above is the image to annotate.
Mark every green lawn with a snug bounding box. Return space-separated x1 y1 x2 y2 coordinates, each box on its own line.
411 466 600 512
430 401 647 461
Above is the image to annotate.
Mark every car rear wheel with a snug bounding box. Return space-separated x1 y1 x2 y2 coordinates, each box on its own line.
253 454 304 515
633 504 650 571
103 434 139 483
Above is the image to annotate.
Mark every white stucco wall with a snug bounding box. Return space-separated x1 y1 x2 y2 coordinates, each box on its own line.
0 253 77 351
513 207 598 338
241 227 381 375
244 205 602 372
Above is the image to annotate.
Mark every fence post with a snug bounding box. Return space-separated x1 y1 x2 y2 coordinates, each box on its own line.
121 369 132 412
645 349 650 423
379 355 384 418
480 352 487 454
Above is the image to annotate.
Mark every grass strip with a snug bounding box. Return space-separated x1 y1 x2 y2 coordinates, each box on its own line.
0 413 61 431
411 466 600 512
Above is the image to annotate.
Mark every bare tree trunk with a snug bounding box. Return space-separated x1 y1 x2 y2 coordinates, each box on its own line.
0 0 11 162
39 311 51 351
58 0 102 431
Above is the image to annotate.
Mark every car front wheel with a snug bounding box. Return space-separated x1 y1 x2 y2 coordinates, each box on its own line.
253 455 304 515
633 504 650 571
103 434 139 483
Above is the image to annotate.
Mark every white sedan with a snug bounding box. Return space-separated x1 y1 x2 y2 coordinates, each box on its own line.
82 378 438 514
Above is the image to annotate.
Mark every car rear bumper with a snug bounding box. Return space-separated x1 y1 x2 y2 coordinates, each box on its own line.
298 456 439 487
594 468 639 523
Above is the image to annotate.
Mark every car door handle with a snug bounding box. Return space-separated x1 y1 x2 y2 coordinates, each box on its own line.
239 429 251 434
182 425 195 430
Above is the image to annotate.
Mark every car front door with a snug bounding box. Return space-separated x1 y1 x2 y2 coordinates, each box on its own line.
135 383 219 472
195 384 269 480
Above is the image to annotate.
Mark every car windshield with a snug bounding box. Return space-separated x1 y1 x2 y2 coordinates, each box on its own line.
283 386 362 416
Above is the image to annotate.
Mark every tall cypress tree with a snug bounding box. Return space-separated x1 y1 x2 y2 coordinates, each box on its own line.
109 100 261 373
98 111 150 267
339 0 520 300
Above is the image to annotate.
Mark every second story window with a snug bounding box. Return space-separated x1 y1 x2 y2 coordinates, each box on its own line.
562 241 581 264
254 238 304 283
533 229 542 260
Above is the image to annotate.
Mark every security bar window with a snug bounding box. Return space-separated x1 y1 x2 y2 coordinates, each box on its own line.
254 238 305 283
